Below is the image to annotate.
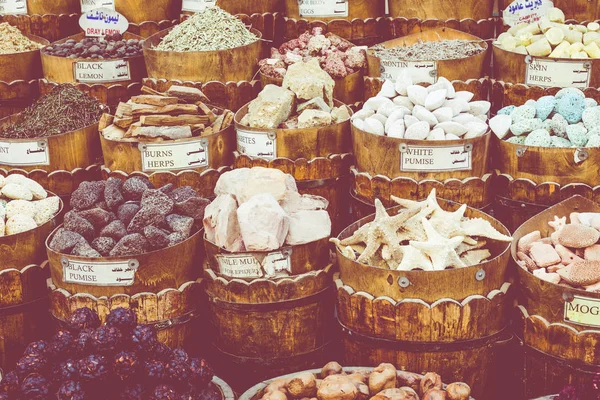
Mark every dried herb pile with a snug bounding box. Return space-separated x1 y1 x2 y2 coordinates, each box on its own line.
371 39 486 61
0 84 105 139
154 6 258 52
0 22 43 54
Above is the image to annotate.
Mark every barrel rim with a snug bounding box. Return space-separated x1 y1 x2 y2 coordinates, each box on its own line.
0 32 49 57
204 234 330 257
0 190 63 240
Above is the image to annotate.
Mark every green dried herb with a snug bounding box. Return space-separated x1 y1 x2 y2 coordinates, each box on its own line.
155 6 258 52
371 39 486 62
0 84 105 139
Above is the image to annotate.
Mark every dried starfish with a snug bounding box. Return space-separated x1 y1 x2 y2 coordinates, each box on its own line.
460 218 513 242
391 189 437 210
410 218 466 270
460 249 491 266
429 203 467 238
455 239 487 255
396 203 435 242
397 245 434 271
548 216 567 232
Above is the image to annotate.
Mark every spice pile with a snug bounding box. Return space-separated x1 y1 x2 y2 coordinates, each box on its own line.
155 7 258 52
490 88 600 147
331 189 512 271
371 39 486 62
495 8 600 58
204 167 331 257
259 28 367 80
517 212 600 291
43 33 143 59
258 361 471 400
0 84 105 139
353 77 490 140
0 307 218 399
240 60 351 130
49 177 209 258
0 23 43 54
0 175 60 236
101 86 232 141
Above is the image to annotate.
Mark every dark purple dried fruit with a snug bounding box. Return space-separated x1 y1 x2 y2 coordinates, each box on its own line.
91 326 124 354
165 214 194 237
132 324 158 352
150 384 180 400
113 351 139 381
117 203 141 227
143 359 166 381
16 354 48 378
99 220 127 241
150 342 173 362
50 330 75 359
194 386 222 400
70 181 105 211
171 349 189 364
143 226 171 249
69 307 101 332
57 380 86 400
171 186 197 203
106 307 137 333
20 373 50 400
141 189 175 215
127 207 167 234
71 241 102 258
74 328 95 357
77 355 109 382
174 196 209 221
91 237 117 256
123 177 154 201
120 383 144 400
189 359 213 390
0 393 9 400
55 358 79 382
78 208 114 230
165 359 191 384
23 340 50 357
104 178 124 210
109 233 149 257
0 370 19 393
50 228 86 253
64 211 95 241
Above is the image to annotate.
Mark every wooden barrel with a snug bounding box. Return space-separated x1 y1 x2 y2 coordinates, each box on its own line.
280 16 383 47
0 80 39 120
381 17 498 42
0 14 80 42
143 28 263 83
234 101 353 233
204 265 335 392
367 28 489 82
0 33 47 82
284 0 385 22
335 200 512 399
26 0 79 15
388 0 494 20
113 0 182 24
550 3 600 21
182 0 283 15
512 195 600 398
127 20 179 39
46 224 204 297
239 367 476 400
48 280 201 350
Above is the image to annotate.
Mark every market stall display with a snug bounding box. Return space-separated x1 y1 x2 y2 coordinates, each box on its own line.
284 0 385 22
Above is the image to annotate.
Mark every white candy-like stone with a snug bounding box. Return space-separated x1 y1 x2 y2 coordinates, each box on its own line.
427 128 445 140
387 121 405 138
404 115 420 128
476 114 488 122
364 96 394 112
412 105 439 127
379 80 397 98
582 106 600 130
424 89 447 111
370 113 388 125
434 121 468 136
351 109 374 121
1 183 33 201
394 70 413 96
426 81 446 93
4 175 47 200
454 91 474 103
363 117 385 135
5 214 37 235
445 133 461 140
443 98 469 116
406 85 428 106
489 114 512 139
353 119 365 131
385 108 409 133
6 200 36 219
432 107 453 123
392 96 414 111
0 175 4 189
464 121 488 138
33 196 60 226
0 217 4 237
377 101 398 118
452 113 481 125
437 77 456 98
533 268 561 284
404 121 430 140
468 100 491 116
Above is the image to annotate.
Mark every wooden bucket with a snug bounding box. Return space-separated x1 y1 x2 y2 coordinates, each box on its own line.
45 224 204 297
388 0 494 20
239 367 476 400
0 14 80 43
280 17 384 47
48 280 201 350
511 195 600 398
367 28 488 82
143 28 263 83
204 265 335 392
127 20 179 39
182 0 283 15
113 0 182 24
26 0 79 15
0 33 47 82
334 200 512 399
284 0 385 22
0 80 39 120
381 17 498 42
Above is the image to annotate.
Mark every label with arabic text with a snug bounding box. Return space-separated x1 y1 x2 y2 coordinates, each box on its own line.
503 0 553 26
298 0 348 18
380 60 437 84
62 258 137 286
525 58 591 89
564 295 600 328
80 0 115 12
400 145 472 172
0 0 27 15
216 250 292 278
181 0 215 12
140 140 209 172
236 128 277 160
79 8 128 37
0 140 49 166
74 60 130 83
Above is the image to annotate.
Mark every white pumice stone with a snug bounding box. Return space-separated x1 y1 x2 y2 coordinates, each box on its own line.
377 101 398 118
370 113 388 125
363 117 385 135
406 85 428 106
432 107 453 123
379 80 397 98
443 98 470 116
404 121 430 140
468 100 491 116
489 114 512 139
435 121 468 136
385 108 410 132
427 128 446 140
464 121 489 138
413 105 439 127
364 96 394 112
445 133 461 140
454 91 474 103
452 113 481 125
404 115 420 128
353 118 365 131
394 70 413 96
424 89 447 111
351 109 374 121
387 120 405 138
392 96 414 110
437 77 456 98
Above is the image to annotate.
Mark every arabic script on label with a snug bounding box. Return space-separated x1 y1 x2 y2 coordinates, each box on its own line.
63 259 136 286
564 295 600 328
80 0 115 12
298 0 348 18
216 250 292 279
79 8 128 37
74 59 130 83
400 145 472 172
0 0 27 15
380 60 436 84
525 58 591 89
503 0 553 26
236 128 277 160
140 140 209 172
181 0 215 12
0 140 49 166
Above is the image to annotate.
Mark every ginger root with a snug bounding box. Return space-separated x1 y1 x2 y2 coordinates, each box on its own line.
287 372 317 398
419 372 442 395
317 374 358 400
368 363 397 394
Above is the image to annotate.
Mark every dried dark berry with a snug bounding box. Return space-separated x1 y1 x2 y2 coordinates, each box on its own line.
69 307 101 332
165 359 191 384
194 386 222 400
150 342 173 361
106 307 137 334
55 358 79 382
0 393 10 400
143 359 166 381
150 384 180 400
23 340 50 357
16 354 48 378
57 380 86 400
122 177 154 201
131 324 158 352
77 355 109 382
189 359 213 390
20 373 50 400
112 351 139 381
120 383 144 400
91 325 124 354
0 370 19 393
50 330 75 359
74 328 95 357
171 349 189 364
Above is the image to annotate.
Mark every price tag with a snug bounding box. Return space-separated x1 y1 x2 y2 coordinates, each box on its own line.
564 295 600 328
525 57 591 89
80 0 115 12
61 257 138 286
139 139 209 172
298 0 348 18
0 0 27 15
216 249 292 279
181 0 215 12
79 8 128 37
236 128 277 160
74 59 130 83
399 144 472 172
380 60 437 84
503 0 553 26
0 140 49 166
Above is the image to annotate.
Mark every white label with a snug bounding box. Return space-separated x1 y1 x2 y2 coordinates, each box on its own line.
216 250 292 278
503 0 553 26
139 139 209 172
80 0 115 12
525 58 591 89
0 140 49 166
564 295 600 328
298 0 348 18
236 128 277 160
181 0 215 12
74 60 130 83
79 8 128 37
62 258 137 286
380 60 437 84
0 0 27 15
400 144 472 172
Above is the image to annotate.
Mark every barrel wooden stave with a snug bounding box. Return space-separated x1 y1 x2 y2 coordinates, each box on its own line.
0 80 39 119
115 0 182 24
26 0 79 15
0 34 47 82
388 0 494 21
284 0 385 21
0 14 80 43
216 0 283 14
127 20 179 39
382 17 498 42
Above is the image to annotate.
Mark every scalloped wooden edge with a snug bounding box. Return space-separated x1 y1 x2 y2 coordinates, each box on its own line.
0 261 49 306
205 264 332 287
233 153 354 179
127 19 178 38
0 79 39 97
39 79 143 108
0 164 101 196
351 168 494 185
0 13 80 42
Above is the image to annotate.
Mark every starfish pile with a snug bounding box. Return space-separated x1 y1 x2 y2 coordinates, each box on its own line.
331 190 513 271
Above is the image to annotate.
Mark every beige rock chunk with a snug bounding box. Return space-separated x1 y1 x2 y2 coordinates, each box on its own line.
557 260 600 286
33 196 60 226
331 106 351 124
4 174 47 200
243 84 296 129
298 109 332 129
5 214 37 235
529 242 561 267
533 268 561 284
585 244 600 261
237 193 290 251
282 59 335 107
6 200 36 220
203 194 244 252
555 244 583 264
1 183 33 201
285 209 331 245
518 230 541 253
297 97 331 113
281 193 329 214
